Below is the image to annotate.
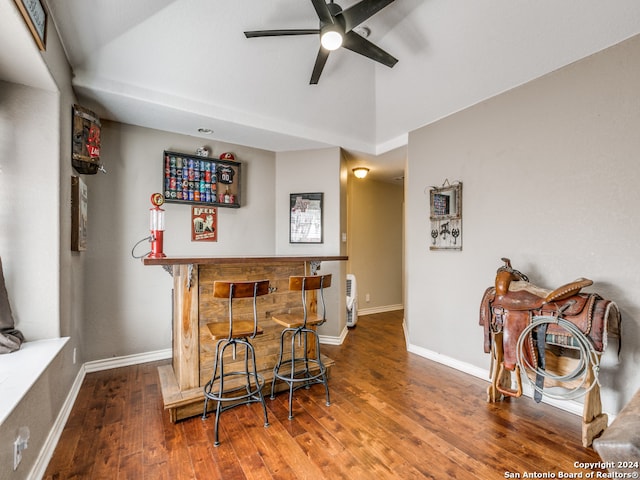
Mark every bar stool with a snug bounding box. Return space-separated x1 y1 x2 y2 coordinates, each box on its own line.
202 280 270 446
271 274 332 419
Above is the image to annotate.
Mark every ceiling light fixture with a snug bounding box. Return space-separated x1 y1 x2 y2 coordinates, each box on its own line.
353 167 369 179
320 25 343 51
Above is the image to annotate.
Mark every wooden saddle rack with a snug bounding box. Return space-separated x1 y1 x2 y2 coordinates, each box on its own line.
479 258 621 447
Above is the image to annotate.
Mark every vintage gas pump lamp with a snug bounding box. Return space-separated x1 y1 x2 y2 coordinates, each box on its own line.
148 193 166 258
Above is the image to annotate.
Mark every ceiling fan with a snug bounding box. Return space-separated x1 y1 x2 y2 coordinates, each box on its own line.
244 0 398 84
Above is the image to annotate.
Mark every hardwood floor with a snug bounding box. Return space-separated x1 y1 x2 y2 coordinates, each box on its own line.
44 311 606 479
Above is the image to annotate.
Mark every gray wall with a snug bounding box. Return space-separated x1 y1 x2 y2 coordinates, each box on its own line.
348 177 403 312
0 82 59 339
405 33 640 414
275 147 347 337
0 4 82 477
83 125 348 360
3 1 640 476
84 122 278 361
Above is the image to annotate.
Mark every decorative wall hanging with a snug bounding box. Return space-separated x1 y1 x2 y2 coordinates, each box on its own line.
71 176 88 251
195 146 209 157
72 104 102 174
191 206 217 242
290 193 323 244
163 151 241 208
429 180 462 251
14 0 47 50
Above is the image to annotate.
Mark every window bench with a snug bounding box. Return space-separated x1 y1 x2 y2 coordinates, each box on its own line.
0 338 69 426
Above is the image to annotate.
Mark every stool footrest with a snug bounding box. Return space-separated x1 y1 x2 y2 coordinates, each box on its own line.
203 371 265 403
273 359 326 383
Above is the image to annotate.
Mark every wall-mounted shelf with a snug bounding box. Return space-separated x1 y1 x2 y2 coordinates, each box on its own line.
163 150 241 208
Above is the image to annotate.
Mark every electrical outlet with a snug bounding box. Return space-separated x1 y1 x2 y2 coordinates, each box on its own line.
365 293 370 302
73 347 77 364
13 438 22 470
13 427 29 470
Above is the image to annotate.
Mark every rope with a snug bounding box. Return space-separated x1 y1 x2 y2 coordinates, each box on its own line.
516 315 601 401
131 235 153 259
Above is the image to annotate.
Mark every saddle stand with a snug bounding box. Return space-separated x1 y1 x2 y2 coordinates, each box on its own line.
479 258 621 447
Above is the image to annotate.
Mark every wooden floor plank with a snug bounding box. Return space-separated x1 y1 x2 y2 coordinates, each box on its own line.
44 311 607 479
241 401 328 480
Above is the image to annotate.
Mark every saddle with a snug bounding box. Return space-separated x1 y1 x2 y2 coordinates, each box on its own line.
480 258 621 399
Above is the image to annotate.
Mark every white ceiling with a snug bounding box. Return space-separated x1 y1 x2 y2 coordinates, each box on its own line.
6 0 640 182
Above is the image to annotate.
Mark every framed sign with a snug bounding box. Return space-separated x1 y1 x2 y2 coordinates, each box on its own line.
191 206 217 242
14 0 47 50
290 193 323 244
429 181 462 250
72 105 102 175
71 176 88 251
163 151 241 208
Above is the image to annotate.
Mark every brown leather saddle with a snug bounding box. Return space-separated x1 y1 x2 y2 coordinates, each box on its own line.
480 258 621 400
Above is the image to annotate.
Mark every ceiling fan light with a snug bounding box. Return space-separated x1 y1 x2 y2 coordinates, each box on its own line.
353 167 369 179
321 29 343 51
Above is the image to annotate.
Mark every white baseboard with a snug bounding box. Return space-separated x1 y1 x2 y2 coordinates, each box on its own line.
29 363 85 480
304 304 405 346
318 304 405 345
29 348 172 479
406 341 490 380
84 348 172 373
358 304 403 316
402 318 585 417
319 325 349 346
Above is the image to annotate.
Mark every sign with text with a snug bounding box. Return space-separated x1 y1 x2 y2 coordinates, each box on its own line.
191 206 217 242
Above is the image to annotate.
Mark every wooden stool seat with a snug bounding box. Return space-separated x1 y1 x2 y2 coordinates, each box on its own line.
206 321 263 339
271 313 324 329
271 274 332 419
202 279 271 446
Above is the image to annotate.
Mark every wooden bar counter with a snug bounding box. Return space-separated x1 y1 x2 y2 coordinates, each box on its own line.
143 255 347 422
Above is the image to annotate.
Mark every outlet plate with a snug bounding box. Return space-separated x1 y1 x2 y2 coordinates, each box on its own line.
13 427 29 471
13 438 22 470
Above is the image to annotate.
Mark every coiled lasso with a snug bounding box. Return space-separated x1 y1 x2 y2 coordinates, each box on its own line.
516 315 601 401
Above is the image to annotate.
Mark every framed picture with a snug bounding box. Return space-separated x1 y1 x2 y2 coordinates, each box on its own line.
71 176 88 251
163 151 241 208
13 0 47 50
429 181 462 251
191 206 217 242
72 105 102 175
290 193 323 244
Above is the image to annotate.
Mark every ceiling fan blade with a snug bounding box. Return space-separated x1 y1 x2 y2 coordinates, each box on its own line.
310 0 334 24
342 31 398 68
339 0 395 32
244 29 319 38
310 47 330 84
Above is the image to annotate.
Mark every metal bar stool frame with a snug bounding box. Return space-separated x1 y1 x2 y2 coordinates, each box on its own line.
271 274 332 419
202 280 270 446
